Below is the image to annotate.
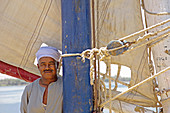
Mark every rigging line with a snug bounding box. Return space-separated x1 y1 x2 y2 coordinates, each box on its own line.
100 80 107 101
118 100 124 113
104 70 161 105
113 65 121 91
23 0 53 68
122 31 170 55
96 0 99 48
100 66 170 107
19 0 48 67
95 0 108 29
148 35 169 48
91 0 108 46
135 26 170 44
92 0 96 48
105 26 169 53
141 2 160 104
119 18 170 41
95 0 109 32
61 32 169 62
148 47 161 106
106 57 112 113
96 1 101 105
97 0 111 38
129 46 155 101
17 67 24 81
62 53 81 57
99 71 130 87
91 0 98 111
141 0 170 15
97 57 101 109
124 46 149 101
96 0 111 41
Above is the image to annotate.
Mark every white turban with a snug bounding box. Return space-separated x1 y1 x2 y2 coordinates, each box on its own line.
36 46 61 62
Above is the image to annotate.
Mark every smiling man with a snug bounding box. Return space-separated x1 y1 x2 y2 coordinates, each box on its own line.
20 46 63 113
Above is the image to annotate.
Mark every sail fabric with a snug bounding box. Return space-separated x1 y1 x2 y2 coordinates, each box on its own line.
104 100 154 113
94 0 158 107
144 0 170 92
0 0 159 108
144 0 170 112
0 0 62 75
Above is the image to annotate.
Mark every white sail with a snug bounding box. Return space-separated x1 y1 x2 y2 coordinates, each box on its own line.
94 0 158 110
104 100 154 113
144 0 170 112
0 0 62 75
0 0 168 112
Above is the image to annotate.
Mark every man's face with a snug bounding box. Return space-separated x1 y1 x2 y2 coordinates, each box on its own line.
37 57 57 80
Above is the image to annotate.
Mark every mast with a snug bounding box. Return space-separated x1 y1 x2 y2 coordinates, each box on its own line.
61 0 93 113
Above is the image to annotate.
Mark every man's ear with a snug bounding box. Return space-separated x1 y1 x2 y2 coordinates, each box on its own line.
37 63 40 69
57 62 59 69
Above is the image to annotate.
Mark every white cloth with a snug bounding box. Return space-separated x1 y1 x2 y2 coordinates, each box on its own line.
36 46 61 62
20 77 63 113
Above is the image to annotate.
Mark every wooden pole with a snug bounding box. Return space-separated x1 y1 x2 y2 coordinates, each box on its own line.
62 0 93 113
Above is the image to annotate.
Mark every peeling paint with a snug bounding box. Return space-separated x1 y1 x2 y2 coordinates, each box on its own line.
65 50 67 54
75 0 81 13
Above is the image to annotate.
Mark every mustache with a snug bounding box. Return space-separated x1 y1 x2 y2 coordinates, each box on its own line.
43 69 53 73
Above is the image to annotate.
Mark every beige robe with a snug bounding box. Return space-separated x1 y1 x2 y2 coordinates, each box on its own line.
20 77 63 113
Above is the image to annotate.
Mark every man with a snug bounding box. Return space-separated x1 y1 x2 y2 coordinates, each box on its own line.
20 46 63 113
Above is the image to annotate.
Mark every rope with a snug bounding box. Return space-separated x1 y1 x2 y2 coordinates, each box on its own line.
57 58 62 76
113 65 121 91
21 0 53 68
135 26 169 44
19 0 49 67
91 0 99 110
97 57 101 111
149 35 169 48
58 21 169 113
17 67 24 81
62 53 81 57
148 44 162 107
141 0 170 15
107 57 112 113
122 31 169 55
119 18 170 41
99 66 170 107
100 80 107 101
61 19 169 62
59 19 169 110
99 72 130 87
61 31 169 68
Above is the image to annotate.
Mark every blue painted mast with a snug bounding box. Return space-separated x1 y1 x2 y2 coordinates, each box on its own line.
62 0 93 113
